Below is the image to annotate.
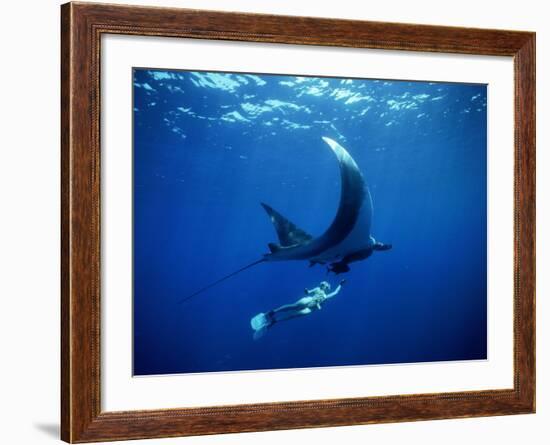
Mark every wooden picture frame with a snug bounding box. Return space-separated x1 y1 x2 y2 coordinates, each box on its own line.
61 2 535 442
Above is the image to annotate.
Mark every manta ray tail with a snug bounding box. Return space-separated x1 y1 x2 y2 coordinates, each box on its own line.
261 202 312 251
178 258 265 305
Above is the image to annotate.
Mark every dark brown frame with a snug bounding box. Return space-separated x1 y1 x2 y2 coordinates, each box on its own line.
61 1 536 442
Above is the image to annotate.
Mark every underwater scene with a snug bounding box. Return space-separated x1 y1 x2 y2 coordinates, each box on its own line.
133 68 487 376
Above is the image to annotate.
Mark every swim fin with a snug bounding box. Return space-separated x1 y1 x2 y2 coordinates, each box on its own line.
250 312 272 340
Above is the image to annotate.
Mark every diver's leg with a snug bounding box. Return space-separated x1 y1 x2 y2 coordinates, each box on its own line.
272 295 313 317
272 307 312 323
272 302 303 314
252 306 313 339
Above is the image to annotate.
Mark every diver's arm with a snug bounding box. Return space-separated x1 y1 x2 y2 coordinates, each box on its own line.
305 286 321 296
325 281 345 299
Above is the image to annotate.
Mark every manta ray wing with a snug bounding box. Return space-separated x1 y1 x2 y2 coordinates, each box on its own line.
261 202 313 251
262 137 368 262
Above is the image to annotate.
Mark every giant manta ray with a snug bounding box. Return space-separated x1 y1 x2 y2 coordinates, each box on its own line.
180 137 391 304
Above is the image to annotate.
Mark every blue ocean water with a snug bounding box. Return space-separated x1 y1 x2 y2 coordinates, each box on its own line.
133 69 487 376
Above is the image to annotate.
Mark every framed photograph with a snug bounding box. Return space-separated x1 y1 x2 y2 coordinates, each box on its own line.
61 2 535 442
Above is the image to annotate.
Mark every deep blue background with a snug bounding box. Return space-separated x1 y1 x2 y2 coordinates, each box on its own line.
133 69 487 375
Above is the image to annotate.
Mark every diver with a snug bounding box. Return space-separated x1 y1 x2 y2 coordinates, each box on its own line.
250 280 346 339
